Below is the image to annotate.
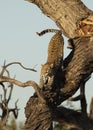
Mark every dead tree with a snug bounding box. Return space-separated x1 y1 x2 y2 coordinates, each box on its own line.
0 57 92 130
0 62 37 129
0 82 19 128
25 0 93 101
23 0 93 129
0 0 93 130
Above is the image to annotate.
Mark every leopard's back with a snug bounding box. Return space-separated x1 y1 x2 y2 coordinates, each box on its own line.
47 31 64 65
38 29 64 89
37 29 64 66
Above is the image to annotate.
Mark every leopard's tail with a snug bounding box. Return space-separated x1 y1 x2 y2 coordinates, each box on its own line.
36 29 62 36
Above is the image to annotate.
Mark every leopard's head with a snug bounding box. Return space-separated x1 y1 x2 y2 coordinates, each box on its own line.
39 63 56 89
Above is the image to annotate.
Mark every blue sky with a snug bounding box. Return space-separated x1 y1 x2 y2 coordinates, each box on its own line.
0 0 93 122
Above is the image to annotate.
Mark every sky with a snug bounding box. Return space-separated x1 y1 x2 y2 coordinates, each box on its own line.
0 0 93 122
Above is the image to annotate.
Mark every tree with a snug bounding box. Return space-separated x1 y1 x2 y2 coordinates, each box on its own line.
0 70 19 130
23 0 93 129
0 0 93 130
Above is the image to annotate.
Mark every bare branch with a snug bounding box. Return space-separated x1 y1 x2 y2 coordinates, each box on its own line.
0 61 37 77
5 62 37 72
0 81 20 126
9 99 19 119
5 69 10 78
6 70 15 104
14 99 20 119
68 76 90 116
0 95 2 102
7 84 13 104
15 99 19 108
0 60 7 77
0 103 4 110
0 76 45 103
2 104 8 126
68 95 83 102
0 83 7 105
89 97 93 117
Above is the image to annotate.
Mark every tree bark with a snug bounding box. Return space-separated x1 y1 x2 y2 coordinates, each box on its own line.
26 0 93 38
60 36 93 102
24 96 93 130
24 95 53 130
25 0 93 102
54 106 93 130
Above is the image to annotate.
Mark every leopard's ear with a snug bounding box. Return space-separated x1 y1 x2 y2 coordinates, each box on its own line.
50 63 54 68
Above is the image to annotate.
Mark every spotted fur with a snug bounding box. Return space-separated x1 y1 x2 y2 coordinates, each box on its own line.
37 29 64 89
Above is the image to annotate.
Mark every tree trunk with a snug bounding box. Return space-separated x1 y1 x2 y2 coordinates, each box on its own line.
54 106 93 130
60 36 93 101
24 0 93 130
24 95 53 130
26 0 93 38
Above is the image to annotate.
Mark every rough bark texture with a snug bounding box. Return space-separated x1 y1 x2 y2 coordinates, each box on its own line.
24 94 53 130
23 0 93 130
60 36 93 101
54 106 93 130
26 0 93 38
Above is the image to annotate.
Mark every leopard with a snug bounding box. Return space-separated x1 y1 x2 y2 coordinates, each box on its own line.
37 29 64 64
37 29 64 90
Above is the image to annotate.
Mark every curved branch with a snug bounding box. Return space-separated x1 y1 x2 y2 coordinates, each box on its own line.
0 76 45 103
0 83 7 104
9 99 19 119
7 84 13 104
4 62 37 72
0 61 37 77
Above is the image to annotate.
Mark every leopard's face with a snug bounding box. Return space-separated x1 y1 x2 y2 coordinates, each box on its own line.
39 63 55 89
